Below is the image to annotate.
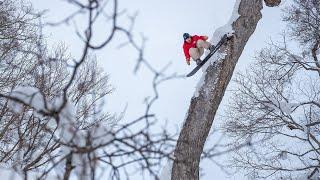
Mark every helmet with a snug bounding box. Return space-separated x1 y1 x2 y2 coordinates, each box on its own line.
183 33 191 41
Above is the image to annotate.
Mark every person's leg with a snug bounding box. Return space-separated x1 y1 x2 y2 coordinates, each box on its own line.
197 39 215 52
197 40 211 50
189 48 201 60
189 48 202 65
198 47 204 57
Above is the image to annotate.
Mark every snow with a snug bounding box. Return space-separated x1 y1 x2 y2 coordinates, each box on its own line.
159 160 173 180
210 0 240 45
194 0 241 97
0 168 24 180
266 98 299 115
194 51 227 97
8 86 47 113
292 171 319 180
0 167 60 180
8 86 112 148
90 125 113 147
7 86 114 179
8 86 81 145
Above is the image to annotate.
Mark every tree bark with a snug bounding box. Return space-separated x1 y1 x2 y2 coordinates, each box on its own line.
64 153 74 180
264 0 281 7
171 0 280 179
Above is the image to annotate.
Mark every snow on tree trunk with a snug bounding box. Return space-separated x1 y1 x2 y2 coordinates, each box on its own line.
171 0 280 179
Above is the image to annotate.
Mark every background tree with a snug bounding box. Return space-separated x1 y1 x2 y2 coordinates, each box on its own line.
223 0 320 179
0 0 175 179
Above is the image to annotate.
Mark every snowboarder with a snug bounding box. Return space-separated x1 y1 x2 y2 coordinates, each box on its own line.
182 33 215 65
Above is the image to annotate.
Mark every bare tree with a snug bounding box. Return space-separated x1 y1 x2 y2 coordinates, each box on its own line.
171 0 281 179
223 0 320 179
0 0 175 179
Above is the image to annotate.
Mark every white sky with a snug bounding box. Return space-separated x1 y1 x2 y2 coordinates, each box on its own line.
29 0 286 179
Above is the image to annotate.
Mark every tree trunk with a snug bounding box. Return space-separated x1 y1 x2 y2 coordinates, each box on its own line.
264 0 281 7
171 0 280 179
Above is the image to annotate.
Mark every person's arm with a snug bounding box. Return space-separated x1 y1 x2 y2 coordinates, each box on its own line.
186 58 190 65
193 35 208 41
200 35 208 40
183 45 191 65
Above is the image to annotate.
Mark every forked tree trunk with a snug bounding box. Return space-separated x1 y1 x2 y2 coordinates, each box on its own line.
171 0 280 179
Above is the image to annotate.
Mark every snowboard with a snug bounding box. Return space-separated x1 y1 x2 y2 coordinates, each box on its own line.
186 34 229 77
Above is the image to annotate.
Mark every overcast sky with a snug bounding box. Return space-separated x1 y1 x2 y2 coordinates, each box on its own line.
30 0 287 179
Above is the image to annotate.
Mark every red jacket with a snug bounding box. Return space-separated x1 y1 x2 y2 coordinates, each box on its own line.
183 35 206 61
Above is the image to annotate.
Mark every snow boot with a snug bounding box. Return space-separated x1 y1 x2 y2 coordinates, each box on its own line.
209 44 215 52
196 59 202 65
226 32 234 40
